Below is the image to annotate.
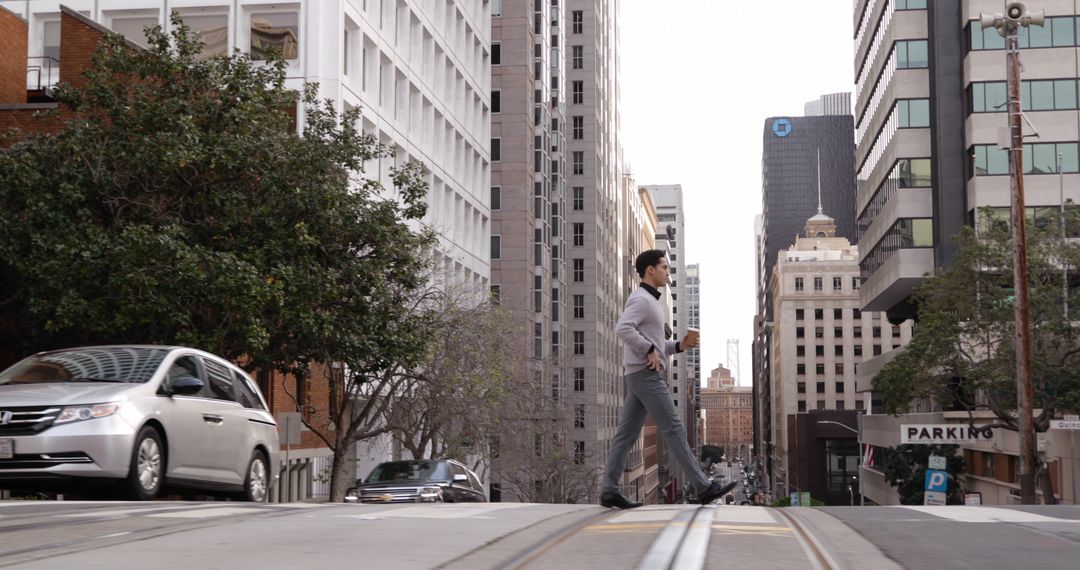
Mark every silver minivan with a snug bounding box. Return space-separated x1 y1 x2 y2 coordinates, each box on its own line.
0 345 280 501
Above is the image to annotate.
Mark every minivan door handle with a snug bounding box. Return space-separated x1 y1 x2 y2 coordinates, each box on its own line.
202 414 223 424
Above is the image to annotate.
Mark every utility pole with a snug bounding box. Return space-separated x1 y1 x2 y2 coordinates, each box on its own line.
981 3 1044 505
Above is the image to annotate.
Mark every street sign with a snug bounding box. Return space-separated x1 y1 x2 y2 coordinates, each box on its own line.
276 412 302 445
928 455 946 470
924 491 947 506
1050 419 1080 430
901 424 994 444
789 492 799 506
964 492 982 506
799 492 811 507
925 469 948 493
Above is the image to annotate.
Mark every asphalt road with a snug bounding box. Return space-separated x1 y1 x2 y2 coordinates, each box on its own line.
1 500 1077 569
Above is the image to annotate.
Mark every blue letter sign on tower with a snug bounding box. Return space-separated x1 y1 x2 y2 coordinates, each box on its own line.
772 118 792 138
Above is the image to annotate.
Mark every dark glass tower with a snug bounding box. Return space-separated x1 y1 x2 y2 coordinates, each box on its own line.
760 114 857 291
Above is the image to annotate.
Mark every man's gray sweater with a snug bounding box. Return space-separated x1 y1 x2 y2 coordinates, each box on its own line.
616 285 679 376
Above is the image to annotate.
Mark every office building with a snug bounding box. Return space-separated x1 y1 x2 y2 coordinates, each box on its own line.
1 0 493 294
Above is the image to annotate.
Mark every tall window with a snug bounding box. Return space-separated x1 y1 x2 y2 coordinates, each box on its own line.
573 258 584 282
573 186 584 210
833 276 842 291
573 294 585 319
572 151 584 175
573 441 585 464
572 45 583 69
572 116 584 139
572 80 584 104
250 12 300 60
573 222 584 246
573 368 585 391
491 138 501 161
492 43 501 64
573 331 585 355
572 10 583 33
491 90 501 113
574 404 585 428
895 39 928 69
491 186 501 210
491 236 501 259
814 276 823 291
795 277 804 291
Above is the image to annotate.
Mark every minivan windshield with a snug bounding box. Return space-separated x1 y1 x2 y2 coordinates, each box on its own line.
0 347 170 385
365 460 449 483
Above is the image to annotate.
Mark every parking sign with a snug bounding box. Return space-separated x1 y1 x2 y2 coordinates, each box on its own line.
925 469 948 493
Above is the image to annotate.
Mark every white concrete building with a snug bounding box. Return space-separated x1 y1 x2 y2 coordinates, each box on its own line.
1 0 493 292
767 210 912 497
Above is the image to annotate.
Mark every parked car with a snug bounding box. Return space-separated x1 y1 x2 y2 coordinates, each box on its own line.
345 459 486 504
0 345 279 501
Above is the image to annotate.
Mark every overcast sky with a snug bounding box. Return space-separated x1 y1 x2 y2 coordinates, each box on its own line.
620 1 855 385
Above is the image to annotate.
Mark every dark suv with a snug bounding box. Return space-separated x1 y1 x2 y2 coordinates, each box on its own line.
344 459 486 504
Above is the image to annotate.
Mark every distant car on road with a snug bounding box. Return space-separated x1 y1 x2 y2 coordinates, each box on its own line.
345 459 486 504
0 345 279 501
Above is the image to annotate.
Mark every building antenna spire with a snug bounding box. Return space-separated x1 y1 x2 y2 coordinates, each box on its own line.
816 147 823 216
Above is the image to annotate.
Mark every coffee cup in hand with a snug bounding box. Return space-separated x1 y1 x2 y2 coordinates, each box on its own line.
685 328 700 347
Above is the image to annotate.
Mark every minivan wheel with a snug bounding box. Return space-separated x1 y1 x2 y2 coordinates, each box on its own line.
240 451 269 502
125 426 164 501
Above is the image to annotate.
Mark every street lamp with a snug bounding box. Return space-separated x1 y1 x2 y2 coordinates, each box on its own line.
817 420 863 506
979 2 1045 506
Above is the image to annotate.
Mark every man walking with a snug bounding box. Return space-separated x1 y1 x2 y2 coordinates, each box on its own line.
600 250 737 509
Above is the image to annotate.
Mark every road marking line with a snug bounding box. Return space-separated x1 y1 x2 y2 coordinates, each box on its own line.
59 506 197 517
900 506 1080 523
147 507 264 518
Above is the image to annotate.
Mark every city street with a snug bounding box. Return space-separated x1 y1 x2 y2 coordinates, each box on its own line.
3 500 1079 568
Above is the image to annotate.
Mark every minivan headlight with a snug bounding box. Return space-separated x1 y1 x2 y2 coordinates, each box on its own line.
55 403 121 424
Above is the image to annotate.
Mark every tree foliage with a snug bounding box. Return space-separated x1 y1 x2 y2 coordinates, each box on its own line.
882 444 966 505
874 209 1080 502
874 209 1080 420
0 18 439 499
0 17 435 375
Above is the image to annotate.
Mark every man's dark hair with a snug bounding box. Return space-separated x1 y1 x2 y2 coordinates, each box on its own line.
635 249 667 278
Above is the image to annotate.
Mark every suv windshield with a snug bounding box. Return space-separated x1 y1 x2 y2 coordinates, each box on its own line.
0 347 170 386
365 460 448 483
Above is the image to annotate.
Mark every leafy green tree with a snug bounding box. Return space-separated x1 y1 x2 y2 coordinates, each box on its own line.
874 209 1080 503
0 17 436 497
882 444 966 505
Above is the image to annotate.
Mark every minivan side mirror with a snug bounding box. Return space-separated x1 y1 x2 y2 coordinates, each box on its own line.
170 376 204 396
452 474 468 483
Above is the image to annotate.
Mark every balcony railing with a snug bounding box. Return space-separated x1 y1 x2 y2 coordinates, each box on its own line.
26 56 60 92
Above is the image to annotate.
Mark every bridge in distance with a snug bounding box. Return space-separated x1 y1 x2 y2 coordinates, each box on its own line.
1 500 1079 569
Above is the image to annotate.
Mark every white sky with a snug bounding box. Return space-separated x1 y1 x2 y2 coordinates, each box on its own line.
620 1 855 386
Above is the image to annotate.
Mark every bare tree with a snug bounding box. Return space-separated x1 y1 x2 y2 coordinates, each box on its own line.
490 367 600 504
383 289 519 482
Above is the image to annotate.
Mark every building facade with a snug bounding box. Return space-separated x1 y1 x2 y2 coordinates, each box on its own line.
764 211 912 500
804 92 851 117
486 0 570 501
562 0 624 504
0 0 493 294
753 101 857 489
699 374 752 462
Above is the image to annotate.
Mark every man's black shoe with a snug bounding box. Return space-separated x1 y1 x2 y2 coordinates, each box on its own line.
698 481 738 505
600 492 643 509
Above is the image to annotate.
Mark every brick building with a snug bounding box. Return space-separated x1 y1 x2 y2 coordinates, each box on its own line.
699 365 752 461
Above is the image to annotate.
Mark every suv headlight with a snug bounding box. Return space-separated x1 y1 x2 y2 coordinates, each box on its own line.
54 403 121 424
419 486 442 499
